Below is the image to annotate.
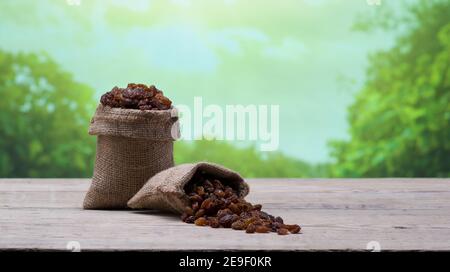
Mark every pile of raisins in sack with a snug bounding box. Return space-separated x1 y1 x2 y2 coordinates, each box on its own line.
100 83 172 110
181 174 301 235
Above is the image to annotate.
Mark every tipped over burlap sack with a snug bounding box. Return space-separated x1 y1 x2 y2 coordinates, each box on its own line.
83 104 179 209
127 162 250 214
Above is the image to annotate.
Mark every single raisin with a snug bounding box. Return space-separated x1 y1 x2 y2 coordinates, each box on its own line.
192 202 199 212
277 228 289 235
229 203 240 214
196 186 205 196
184 206 194 216
219 214 235 228
200 198 214 210
286 224 301 234
231 220 246 230
255 226 270 233
214 189 225 198
194 217 209 226
275 216 284 224
181 213 189 222
217 209 232 218
195 208 206 219
185 216 195 224
189 194 203 203
252 204 262 211
209 217 220 228
246 223 256 233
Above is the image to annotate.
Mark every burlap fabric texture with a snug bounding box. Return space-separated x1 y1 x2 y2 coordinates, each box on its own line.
127 162 250 214
83 104 179 209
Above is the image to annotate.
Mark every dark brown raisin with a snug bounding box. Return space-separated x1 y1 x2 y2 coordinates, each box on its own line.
195 209 205 219
212 179 224 190
229 203 240 214
200 198 214 210
219 214 233 227
189 194 203 203
231 220 246 230
181 212 189 222
243 217 256 228
194 217 209 226
184 206 194 216
275 216 284 224
246 223 256 233
228 195 239 203
252 204 262 211
217 208 232 218
214 189 225 198
255 226 270 233
192 202 199 212
219 214 235 228
204 180 214 192
196 186 205 196
185 216 195 224
209 217 220 228
286 224 301 234
277 228 289 235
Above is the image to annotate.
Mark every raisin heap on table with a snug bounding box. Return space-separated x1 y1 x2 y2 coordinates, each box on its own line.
181 173 301 235
100 83 172 110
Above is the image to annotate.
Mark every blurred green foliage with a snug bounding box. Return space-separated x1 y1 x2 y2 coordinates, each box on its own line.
175 141 327 178
0 50 96 177
0 0 449 178
0 49 318 178
329 0 450 177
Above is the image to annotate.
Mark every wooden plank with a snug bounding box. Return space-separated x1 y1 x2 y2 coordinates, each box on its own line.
0 178 449 251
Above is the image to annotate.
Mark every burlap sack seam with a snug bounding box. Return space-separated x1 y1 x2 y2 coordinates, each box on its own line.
88 104 179 140
93 113 176 123
91 105 177 121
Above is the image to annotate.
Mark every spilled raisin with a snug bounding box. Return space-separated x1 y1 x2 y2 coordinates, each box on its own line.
277 228 289 235
185 216 195 224
246 223 256 233
194 217 209 226
180 172 302 235
255 226 271 233
231 220 246 230
209 217 220 228
286 224 301 234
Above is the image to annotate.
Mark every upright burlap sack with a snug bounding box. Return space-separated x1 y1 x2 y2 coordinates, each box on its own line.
83 104 179 209
127 162 250 214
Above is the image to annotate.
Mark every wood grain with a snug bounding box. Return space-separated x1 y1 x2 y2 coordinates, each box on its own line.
0 178 449 251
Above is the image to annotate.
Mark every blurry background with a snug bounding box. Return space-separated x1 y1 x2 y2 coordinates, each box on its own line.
0 0 448 178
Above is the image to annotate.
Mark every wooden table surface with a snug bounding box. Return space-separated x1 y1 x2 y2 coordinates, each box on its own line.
1 178 449 251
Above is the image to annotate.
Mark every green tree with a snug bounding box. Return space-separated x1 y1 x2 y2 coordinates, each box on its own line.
0 50 96 177
329 0 450 177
